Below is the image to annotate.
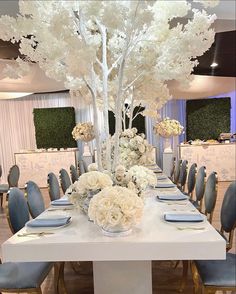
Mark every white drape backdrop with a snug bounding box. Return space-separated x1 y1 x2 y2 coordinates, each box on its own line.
0 92 105 182
0 92 185 182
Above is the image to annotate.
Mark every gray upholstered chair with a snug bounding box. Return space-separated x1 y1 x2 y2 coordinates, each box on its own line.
0 164 20 207
25 181 45 218
0 187 54 294
219 181 236 251
59 168 72 194
169 156 176 181
70 164 79 183
78 160 85 175
203 172 218 224
173 159 182 184
185 163 197 200
191 166 207 212
47 172 60 201
178 160 188 192
191 181 236 294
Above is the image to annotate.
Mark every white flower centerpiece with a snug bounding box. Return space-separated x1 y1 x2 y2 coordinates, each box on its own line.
66 171 113 213
102 128 155 169
113 165 157 198
88 186 144 236
72 122 95 156
154 118 184 152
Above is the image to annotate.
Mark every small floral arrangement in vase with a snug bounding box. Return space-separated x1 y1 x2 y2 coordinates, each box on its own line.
66 171 113 214
102 128 155 169
72 122 95 156
88 186 144 236
154 118 184 152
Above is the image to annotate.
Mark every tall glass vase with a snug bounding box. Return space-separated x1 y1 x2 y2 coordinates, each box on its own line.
83 142 92 156
163 137 172 153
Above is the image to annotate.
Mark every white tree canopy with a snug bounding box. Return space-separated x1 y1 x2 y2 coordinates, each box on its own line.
0 0 219 170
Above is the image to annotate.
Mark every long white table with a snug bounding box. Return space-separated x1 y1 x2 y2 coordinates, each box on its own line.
1 176 225 294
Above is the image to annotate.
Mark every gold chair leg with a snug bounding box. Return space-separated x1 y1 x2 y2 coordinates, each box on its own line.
179 260 188 292
54 262 68 294
191 261 201 294
70 261 81 273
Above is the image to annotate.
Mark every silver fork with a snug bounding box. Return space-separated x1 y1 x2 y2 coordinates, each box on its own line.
176 227 205 231
17 232 54 237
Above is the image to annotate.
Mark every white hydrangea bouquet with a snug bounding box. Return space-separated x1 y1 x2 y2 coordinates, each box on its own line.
72 122 95 142
154 118 184 138
102 128 154 169
66 171 113 213
88 186 144 235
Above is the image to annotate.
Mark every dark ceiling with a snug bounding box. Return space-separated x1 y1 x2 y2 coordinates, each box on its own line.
0 30 235 77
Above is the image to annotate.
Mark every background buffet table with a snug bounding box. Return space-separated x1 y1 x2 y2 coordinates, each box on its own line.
15 149 79 187
179 143 236 181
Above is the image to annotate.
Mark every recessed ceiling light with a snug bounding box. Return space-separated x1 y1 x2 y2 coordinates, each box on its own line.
210 62 218 68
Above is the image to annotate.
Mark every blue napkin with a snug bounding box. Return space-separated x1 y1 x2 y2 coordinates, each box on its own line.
51 199 73 206
155 183 176 188
164 213 204 222
27 217 71 227
157 194 188 201
157 175 168 180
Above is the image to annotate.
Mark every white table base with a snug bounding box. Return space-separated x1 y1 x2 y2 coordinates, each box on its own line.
93 261 152 294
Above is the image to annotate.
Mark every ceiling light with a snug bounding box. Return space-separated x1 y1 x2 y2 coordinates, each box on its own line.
210 62 218 68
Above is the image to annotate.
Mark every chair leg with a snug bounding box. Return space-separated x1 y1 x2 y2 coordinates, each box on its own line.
54 262 68 294
179 260 188 292
191 261 201 294
0 193 3 207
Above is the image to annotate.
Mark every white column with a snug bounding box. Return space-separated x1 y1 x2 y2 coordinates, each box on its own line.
93 260 152 294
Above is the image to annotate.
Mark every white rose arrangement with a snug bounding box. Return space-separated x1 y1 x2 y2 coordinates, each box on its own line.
112 165 157 197
88 186 144 231
102 128 155 169
154 118 184 138
66 171 113 212
72 122 95 142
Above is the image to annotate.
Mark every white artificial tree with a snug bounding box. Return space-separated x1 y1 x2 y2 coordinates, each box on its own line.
0 0 219 171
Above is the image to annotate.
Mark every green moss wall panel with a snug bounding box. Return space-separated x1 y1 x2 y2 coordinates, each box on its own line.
186 98 230 141
33 107 77 149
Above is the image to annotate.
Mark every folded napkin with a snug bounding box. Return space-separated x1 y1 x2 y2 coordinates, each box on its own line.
27 217 71 228
157 194 188 201
164 213 204 222
157 175 168 180
155 183 176 188
154 170 163 174
51 199 73 206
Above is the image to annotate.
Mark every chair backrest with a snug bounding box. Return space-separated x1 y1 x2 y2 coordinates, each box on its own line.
47 172 60 201
178 160 188 190
70 165 79 183
7 165 20 187
7 187 30 234
170 156 176 179
204 172 218 223
78 160 85 175
59 168 72 194
25 181 45 218
195 166 207 209
220 181 236 250
173 159 182 184
187 163 197 197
